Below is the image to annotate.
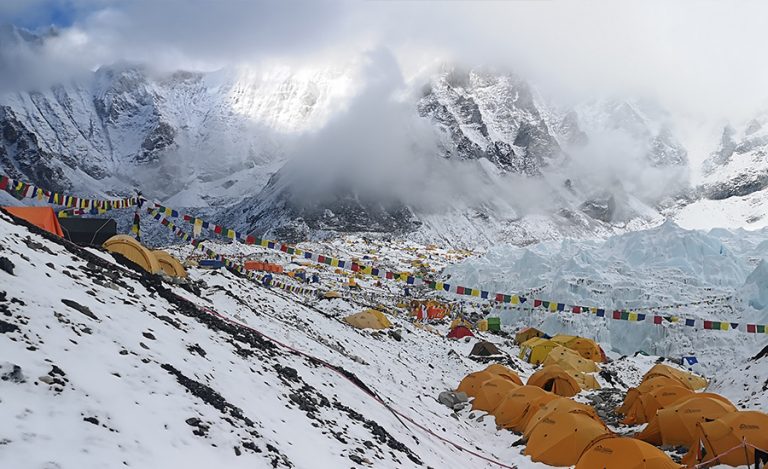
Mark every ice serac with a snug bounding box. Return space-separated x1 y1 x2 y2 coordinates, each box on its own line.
418 68 562 175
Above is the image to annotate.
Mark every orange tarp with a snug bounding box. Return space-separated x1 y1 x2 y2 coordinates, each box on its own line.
3 206 64 236
244 261 284 273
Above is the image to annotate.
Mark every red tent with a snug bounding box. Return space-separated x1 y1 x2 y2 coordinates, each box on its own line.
3 206 64 236
447 325 474 339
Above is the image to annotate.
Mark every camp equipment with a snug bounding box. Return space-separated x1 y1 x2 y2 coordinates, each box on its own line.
58 217 117 246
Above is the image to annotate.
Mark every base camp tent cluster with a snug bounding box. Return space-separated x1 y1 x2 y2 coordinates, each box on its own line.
454 359 768 468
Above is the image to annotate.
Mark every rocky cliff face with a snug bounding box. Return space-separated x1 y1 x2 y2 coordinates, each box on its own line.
417 69 562 175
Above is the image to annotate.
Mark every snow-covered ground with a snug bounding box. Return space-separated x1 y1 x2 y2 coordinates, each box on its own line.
1 209 766 469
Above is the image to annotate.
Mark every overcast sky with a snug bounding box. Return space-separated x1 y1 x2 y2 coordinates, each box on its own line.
2 0 768 122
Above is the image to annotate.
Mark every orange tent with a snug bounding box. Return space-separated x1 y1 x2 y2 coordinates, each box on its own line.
482 364 524 386
643 363 707 390
682 411 768 468
527 365 581 397
492 385 558 431
471 378 520 412
523 397 602 440
524 412 611 467
3 206 64 236
621 385 693 425
617 376 685 414
456 370 496 397
636 395 737 446
576 437 680 469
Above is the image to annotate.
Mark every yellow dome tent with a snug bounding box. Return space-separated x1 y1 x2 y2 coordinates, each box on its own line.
475 319 488 331
471 378 520 412
550 334 602 362
482 364 524 386
491 385 558 431
642 363 708 390
616 376 684 415
450 318 473 330
637 394 737 446
457 370 496 397
514 327 544 345
621 385 692 425
682 411 768 468
527 365 582 397
543 345 599 373
103 235 161 274
519 337 559 365
524 412 611 467
523 397 602 440
576 437 680 469
152 250 188 278
343 309 392 330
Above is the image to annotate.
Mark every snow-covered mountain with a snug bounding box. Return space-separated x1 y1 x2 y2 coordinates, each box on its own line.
2 25 767 245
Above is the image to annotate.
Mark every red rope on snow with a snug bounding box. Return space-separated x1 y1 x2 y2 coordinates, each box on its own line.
184 298 518 469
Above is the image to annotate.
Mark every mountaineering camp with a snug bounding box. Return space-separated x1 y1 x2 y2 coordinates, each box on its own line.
2 173 767 469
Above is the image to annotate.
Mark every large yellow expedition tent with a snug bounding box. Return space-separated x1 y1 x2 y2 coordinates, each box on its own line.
621 385 692 425
524 412 611 467
550 334 602 362
682 411 768 468
643 363 707 390
457 371 497 397
152 250 187 278
543 346 599 373
344 309 392 330
637 395 737 446
523 398 602 440
576 437 680 469
103 235 161 274
519 337 559 365
616 376 685 415
482 364 523 386
514 327 544 345
471 378 520 412
492 385 558 431
527 365 582 397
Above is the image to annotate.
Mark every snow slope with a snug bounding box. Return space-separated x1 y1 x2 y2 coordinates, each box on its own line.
0 209 548 468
